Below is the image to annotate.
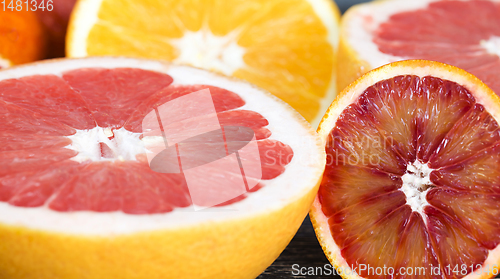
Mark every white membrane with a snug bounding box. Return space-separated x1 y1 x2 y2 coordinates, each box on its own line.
400 160 433 220
481 36 500 58
66 127 146 162
170 29 246 76
0 57 324 236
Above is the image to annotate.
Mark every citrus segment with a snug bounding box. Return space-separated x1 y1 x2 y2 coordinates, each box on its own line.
428 104 500 168
48 161 191 214
67 0 340 125
394 213 441 279
1 162 80 207
62 68 174 128
0 101 75 135
341 205 411 279
328 98 407 175
328 191 407 249
339 0 500 97
318 165 401 217
0 75 95 129
427 189 500 250
425 206 489 276
312 61 500 279
124 85 246 133
416 77 475 162
0 134 71 152
431 145 500 194
0 148 77 177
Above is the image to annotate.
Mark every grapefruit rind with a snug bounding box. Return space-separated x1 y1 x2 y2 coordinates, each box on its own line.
1 183 319 279
0 57 325 279
312 60 500 279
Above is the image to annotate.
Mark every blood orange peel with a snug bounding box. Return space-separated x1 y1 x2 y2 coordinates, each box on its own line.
311 60 500 279
338 0 500 96
0 57 325 279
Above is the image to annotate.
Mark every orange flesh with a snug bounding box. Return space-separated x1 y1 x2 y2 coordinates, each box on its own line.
319 75 500 279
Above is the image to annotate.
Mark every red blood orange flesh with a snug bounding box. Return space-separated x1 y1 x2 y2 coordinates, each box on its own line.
312 60 500 279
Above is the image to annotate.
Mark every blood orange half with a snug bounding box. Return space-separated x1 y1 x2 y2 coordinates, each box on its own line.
338 0 500 96
0 57 325 279
311 60 500 279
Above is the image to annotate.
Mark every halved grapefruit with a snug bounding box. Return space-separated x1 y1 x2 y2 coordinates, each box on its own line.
0 57 325 279
66 0 340 126
338 0 500 96
311 60 500 279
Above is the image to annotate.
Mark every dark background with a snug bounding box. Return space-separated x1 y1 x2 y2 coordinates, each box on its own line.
335 0 372 13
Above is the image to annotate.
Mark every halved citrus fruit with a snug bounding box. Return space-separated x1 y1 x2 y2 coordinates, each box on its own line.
0 10 47 67
66 0 340 126
338 0 500 96
0 57 325 279
311 60 500 279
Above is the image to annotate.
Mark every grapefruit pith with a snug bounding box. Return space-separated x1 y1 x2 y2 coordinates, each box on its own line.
311 60 500 279
0 57 325 279
338 0 500 96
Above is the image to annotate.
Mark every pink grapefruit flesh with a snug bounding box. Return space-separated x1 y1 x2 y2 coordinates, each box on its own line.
0 67 293 213
375 0 500 95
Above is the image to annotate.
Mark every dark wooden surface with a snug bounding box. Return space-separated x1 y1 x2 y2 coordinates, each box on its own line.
257 217 500 279
257 216 342 279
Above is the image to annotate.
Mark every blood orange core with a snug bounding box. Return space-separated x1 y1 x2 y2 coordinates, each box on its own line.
375 0 500 95
401 160 434 216
0 67 293 214
319 75 500 278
